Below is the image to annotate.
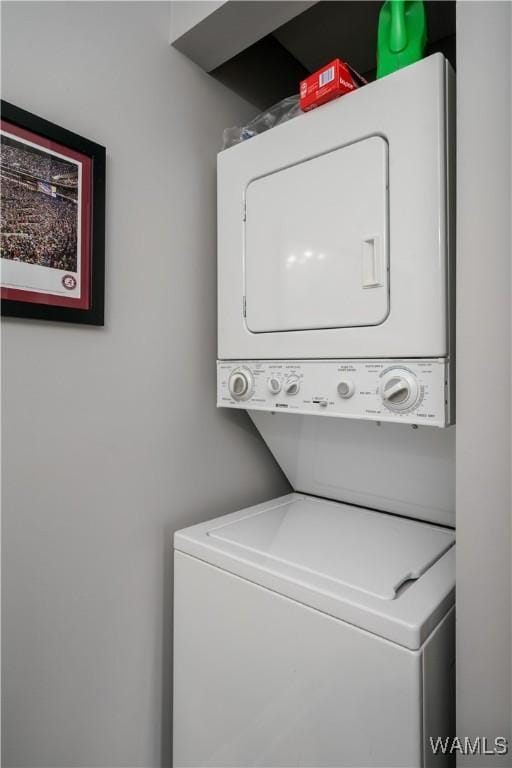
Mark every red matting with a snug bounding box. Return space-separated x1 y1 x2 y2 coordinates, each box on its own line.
1 119 91 309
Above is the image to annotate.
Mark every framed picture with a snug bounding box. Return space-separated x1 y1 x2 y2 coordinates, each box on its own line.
1 101 105 325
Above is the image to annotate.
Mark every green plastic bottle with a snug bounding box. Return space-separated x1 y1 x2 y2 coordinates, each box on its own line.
376 0 427 79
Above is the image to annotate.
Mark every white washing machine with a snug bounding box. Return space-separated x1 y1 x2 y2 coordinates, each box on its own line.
173 494 455 767
174 53 456 768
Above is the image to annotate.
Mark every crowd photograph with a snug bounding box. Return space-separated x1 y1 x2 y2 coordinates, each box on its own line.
1 133 79 272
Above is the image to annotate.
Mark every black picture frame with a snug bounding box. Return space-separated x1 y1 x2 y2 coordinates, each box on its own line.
1 100 105 325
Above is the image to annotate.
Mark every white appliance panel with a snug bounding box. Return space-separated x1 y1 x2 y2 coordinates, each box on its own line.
173 549 455 767
423 610 456 767
245 136 389 332
217 358 452 427
218 54 454 360
248 412 455 526
173 551 423 768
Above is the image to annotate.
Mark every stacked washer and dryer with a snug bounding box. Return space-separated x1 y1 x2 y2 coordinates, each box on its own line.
174 54 456 767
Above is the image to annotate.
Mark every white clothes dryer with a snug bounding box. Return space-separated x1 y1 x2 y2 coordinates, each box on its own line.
217 53 454 364
216 53 455 428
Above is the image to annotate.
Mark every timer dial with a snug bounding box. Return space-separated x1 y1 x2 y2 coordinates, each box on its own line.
380 369 421 413
228 367 254 401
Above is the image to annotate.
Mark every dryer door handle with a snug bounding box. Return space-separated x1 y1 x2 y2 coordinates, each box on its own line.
362 236 384 289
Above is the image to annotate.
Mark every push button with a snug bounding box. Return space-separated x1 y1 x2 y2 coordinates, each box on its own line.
337 380 355 399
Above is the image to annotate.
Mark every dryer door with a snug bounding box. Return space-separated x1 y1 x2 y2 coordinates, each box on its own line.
244 136 389 333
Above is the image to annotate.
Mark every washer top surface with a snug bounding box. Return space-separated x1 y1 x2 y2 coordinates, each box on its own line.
175 493 455 649
208 496 453 600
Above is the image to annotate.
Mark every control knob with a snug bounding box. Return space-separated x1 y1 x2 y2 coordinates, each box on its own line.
267 376 282 395
284 376 300 396
380 369 421 413
228 367 254 401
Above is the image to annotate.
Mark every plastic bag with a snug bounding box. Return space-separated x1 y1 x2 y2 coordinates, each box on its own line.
222 95 302 150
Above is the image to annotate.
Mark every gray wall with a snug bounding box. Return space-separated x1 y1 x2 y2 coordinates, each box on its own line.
1 3 289 766
456 2 512 762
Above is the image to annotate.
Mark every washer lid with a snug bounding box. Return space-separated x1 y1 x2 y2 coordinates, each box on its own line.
174 493 455 649
208 496 452 601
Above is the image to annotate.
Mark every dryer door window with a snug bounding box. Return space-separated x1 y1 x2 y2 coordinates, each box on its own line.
244 136 389 333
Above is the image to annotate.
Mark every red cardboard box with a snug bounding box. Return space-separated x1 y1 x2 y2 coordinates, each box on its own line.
300 59 366 112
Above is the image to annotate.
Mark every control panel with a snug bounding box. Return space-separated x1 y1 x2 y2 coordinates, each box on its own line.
217 359 453 427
